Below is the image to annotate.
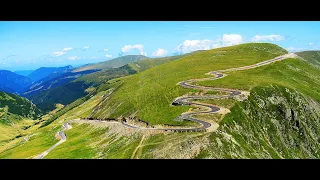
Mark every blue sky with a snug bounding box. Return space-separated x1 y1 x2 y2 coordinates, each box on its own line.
1 21 320 71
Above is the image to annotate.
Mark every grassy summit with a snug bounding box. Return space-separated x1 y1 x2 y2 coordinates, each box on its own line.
197 58 320 102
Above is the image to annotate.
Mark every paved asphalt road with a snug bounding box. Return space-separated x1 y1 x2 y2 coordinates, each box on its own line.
33 122 72 159
33 53 298 158
122 53 298 132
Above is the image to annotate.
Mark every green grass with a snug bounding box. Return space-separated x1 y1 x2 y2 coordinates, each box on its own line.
0 91 42 120
73 55 147 72
195 98 237 109
0 119 41 142
295 51 320 67
128 51 198 72
90 43 287 125
7 43 320 159
45 123 104 159
199 85 320 158
45 122 143 159
0 124 60 158
0 88 111 158
197 58 320 103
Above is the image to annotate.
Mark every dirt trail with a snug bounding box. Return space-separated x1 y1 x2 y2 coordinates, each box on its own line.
131 134 146 159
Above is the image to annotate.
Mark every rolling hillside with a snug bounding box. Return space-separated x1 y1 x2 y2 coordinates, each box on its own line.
201 85 320 158
27 54 195 112
0 91 41 121
73 55 148 72
0 91 42 143
127 51 200 72
89 43 288 125
295 51 320 67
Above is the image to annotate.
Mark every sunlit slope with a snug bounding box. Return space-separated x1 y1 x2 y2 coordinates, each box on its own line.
73 55 148 72
0 91 41 121
128 51 201 72
90 43 288 125
295 51 320 68
0 89 109 158
0 91 42 143
199 85 320 158
197 58 320 102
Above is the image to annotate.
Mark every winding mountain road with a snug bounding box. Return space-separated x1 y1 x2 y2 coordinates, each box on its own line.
121 53 298 132
33 122 72 159
33 53 298 159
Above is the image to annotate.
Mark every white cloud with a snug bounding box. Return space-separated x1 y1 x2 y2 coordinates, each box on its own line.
174 34 243 54
62 47 72 52
105 54 112 58
174 40 217 54
52 51 67 57
68 56 81 60
309 43 314 46
252 35 285 42
52 47 72 57
121 44 147 56
152 48 168 57
83 46 89 49
221 34 243 46
103 48 108 52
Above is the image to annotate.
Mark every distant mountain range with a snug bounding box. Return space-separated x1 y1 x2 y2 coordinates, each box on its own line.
0 55 149 112
27 55 149 112
73 55 148 72
27 65 73 82
0 70 32 94
23 69 99 98
14 70 34 76
0 66 74 94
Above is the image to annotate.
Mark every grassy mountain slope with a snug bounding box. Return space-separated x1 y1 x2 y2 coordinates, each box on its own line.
38 57 320 159
28 54 193 113
295 51 320 67
0 88 108 158
27 81 93 112
0 91 42 144
0 91 41 121
198 85 320 158
4 43 320 159
24 69 98 98
89 43 288 125
128 51 199 72
74 64 137 86
73 55 148 72
197 58 320 102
